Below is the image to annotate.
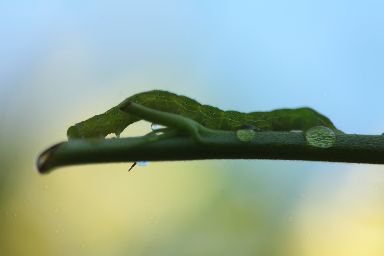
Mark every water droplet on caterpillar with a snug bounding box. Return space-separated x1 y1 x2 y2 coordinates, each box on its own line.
305 126 336 148
151 123 165 131
236 129 256 142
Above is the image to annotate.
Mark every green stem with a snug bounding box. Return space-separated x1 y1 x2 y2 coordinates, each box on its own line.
37 131 384 174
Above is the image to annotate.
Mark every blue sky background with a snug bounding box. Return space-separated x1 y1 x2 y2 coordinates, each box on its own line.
1 1 384 255
1 0 384 134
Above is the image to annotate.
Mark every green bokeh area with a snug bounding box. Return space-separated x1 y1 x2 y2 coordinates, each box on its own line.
1 1 384 255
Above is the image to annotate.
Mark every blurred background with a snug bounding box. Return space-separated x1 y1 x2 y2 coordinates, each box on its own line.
1 1 384 255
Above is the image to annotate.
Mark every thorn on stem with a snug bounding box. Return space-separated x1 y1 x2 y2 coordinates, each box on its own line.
128 162 137 172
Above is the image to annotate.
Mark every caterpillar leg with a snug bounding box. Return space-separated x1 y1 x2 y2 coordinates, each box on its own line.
120 102 212 144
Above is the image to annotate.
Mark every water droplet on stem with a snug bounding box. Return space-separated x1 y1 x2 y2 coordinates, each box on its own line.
138 161 149 166
305 126 336 148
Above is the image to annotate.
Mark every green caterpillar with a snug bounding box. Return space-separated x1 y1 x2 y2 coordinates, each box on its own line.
67 90 341 139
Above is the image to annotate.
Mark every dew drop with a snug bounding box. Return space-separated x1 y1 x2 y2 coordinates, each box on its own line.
151 123 165 131
305 126 336 148
236 129 256 142
138 161 149 166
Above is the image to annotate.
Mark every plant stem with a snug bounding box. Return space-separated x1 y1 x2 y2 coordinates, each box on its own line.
37 131 384 174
